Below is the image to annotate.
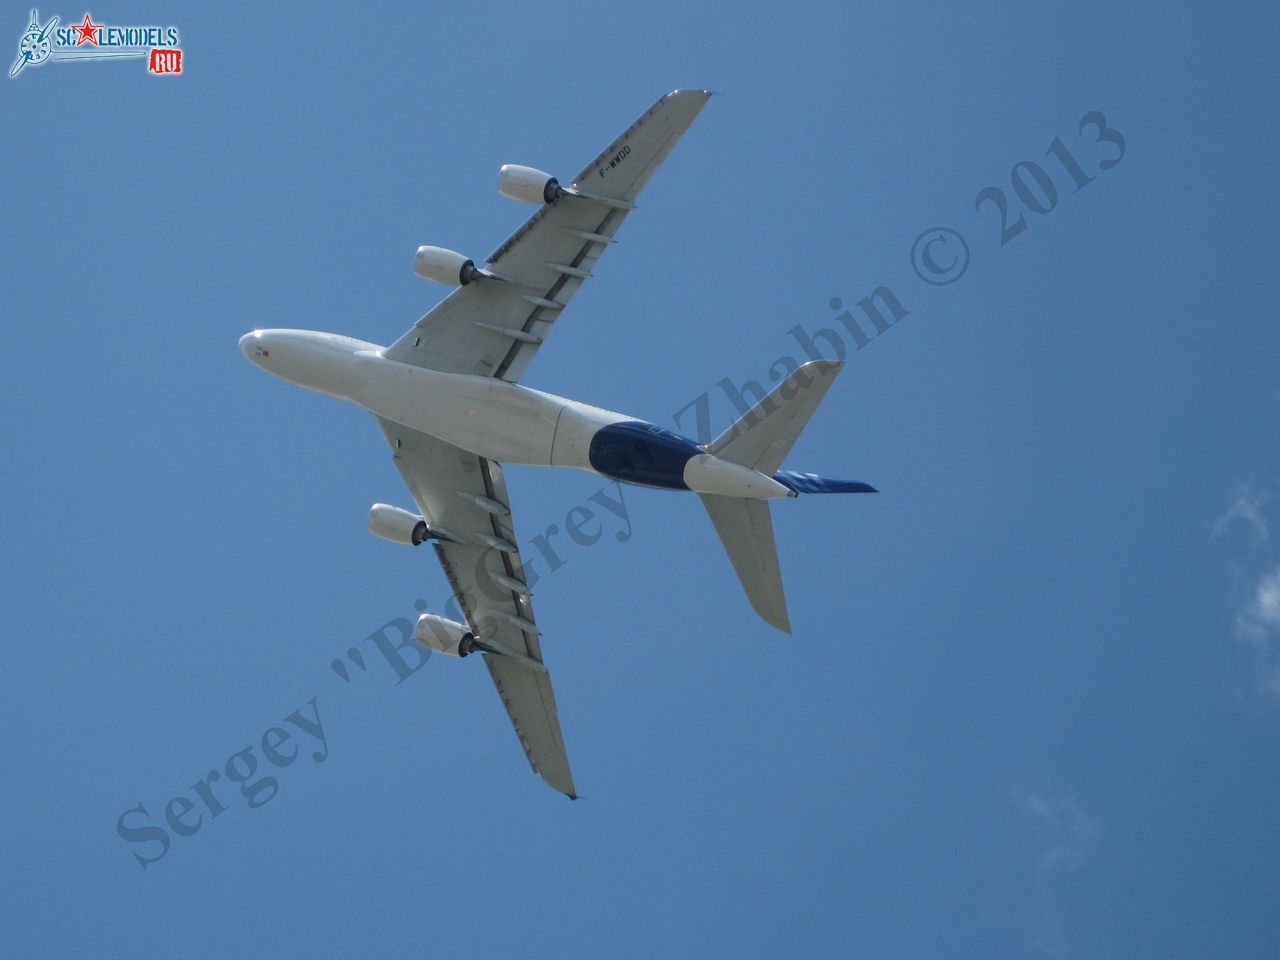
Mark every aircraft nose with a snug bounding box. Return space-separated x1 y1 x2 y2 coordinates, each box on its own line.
239 330 262 360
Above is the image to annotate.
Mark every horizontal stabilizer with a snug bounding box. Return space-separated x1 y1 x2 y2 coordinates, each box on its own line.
698 358 875 630
708 360 844 475
699 493 790 633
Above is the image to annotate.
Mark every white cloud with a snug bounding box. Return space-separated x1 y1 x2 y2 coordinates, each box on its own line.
1214 480 1270 545
1234 566 1280 698
1014 787 1098 959
1216 479 1280 700
1016 787 1099 881
1238 567 1280 645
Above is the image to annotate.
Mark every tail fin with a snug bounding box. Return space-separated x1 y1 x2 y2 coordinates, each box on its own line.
699 360 875 632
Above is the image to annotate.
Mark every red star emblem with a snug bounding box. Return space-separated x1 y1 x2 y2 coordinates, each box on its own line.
72 13 102 46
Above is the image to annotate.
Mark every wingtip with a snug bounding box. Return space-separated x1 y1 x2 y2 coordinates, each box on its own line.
543 769 578 799
757 586 791 634
755 604 792 635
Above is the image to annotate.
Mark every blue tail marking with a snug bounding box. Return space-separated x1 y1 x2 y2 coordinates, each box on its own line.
773 471 877 494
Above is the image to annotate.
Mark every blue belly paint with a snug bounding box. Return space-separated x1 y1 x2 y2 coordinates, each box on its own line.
588 421 701 490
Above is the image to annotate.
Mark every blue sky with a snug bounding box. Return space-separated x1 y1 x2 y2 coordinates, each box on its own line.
4 1 1280 956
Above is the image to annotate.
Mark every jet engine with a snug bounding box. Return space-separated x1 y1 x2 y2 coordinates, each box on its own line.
497 164 563 204
414 613 476 657
413 245 479 285
367 503 429 545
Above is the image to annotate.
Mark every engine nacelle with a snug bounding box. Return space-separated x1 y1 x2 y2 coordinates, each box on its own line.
367 503 429 545
497 164 563 204
413 245 479 285
414 614 476 657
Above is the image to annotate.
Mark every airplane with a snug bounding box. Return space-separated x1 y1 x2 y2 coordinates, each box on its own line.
239 89 876 798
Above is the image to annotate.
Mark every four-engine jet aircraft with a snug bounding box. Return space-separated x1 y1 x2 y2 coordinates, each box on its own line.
240 90 875 797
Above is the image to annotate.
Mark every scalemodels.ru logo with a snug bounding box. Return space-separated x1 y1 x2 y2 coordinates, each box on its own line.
10 9 183 78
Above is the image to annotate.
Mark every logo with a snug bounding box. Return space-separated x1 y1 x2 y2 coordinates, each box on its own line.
10 9 182 78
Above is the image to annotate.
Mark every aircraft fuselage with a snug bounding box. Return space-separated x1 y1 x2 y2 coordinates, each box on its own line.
239 328 794 500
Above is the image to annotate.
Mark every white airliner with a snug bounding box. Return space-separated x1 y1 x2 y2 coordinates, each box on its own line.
240 90 875 797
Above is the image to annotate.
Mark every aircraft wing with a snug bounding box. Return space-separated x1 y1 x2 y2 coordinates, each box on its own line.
383 89 711 383
375 415 576 798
